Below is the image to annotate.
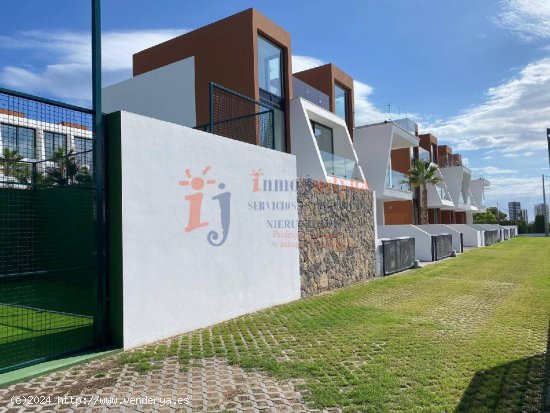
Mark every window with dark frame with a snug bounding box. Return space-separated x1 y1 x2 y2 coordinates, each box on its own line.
44 131 67 159
258 35 283 98
310 120 334 154
334 83 348 122
257 34 286 152
0 123 37 159
74 136 93 166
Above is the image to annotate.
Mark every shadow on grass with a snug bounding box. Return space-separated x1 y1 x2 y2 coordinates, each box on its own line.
455 318 550 413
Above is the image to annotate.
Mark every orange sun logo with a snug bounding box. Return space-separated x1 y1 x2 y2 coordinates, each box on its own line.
178 166 217 190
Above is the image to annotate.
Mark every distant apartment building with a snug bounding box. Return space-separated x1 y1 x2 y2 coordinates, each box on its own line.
520 209 528 222
508 202 521 221
535 203 549 220
0 109 93 167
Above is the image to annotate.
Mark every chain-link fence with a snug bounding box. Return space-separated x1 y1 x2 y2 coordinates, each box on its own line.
207 83 274 149
0 88 101 373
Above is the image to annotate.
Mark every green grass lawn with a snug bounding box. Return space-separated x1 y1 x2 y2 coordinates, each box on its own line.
120 237 550 412
0 304 94 371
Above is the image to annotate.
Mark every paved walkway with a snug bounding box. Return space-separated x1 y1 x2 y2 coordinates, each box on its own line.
0 352 340 412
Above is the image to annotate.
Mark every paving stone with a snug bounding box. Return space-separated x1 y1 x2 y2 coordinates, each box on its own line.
0 356 341 413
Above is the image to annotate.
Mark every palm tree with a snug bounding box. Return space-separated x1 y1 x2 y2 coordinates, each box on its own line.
0 147 32 185
45 148 92 186
402 160 442 225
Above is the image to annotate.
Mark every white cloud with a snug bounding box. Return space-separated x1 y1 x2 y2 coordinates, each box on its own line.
496 0 550 41
292 55 415 125
485 176 541 198
424 57 550 157
471 166 517 174
0 29 187 105
291 55 326 73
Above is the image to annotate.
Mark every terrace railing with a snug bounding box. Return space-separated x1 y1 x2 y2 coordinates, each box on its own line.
206 83 275 150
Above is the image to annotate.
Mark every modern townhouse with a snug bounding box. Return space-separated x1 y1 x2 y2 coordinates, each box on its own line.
355 119 499 271
100 7 506 274
436 145 478 224
354 118 419 226
355 125 460 269
102 8 366 188
416 134 456 224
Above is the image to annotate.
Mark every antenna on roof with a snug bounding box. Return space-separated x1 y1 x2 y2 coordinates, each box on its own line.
387 101 392 121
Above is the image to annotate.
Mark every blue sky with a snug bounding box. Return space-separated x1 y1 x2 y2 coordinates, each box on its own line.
1 0 549 218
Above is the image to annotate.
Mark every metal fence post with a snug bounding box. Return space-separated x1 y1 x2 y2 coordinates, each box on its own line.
92 0 107 348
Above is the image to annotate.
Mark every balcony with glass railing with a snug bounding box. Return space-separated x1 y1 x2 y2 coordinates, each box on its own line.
393 118 417 136
439 153 463 168
385 168 411 192
416 147 431 163
319 151 362 181
292 77 330 111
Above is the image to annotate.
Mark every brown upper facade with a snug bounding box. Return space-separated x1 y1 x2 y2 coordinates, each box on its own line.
417 133 439 164
132 8 357 152
133 8 292 150
293 64 355 139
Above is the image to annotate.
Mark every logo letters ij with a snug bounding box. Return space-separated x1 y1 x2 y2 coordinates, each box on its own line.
179 166 231 246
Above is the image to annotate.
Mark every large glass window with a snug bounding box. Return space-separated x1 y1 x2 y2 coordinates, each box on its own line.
1 124 36 159
311 121 333 154
258 35 283 97
334 83 348 121
74 136 92 153
74 136 93 166
44 131 67 159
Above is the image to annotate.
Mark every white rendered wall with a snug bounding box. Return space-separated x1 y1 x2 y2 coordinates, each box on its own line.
103 58 196 128
354 122 417 200
115 112 300 349
447 224 483 247
470 178 489 212
354 124 392 195
377 225 434 261
416 224 462 252
439 166 464 208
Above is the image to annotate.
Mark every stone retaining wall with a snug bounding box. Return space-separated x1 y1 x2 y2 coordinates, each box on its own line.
298 179 376 297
